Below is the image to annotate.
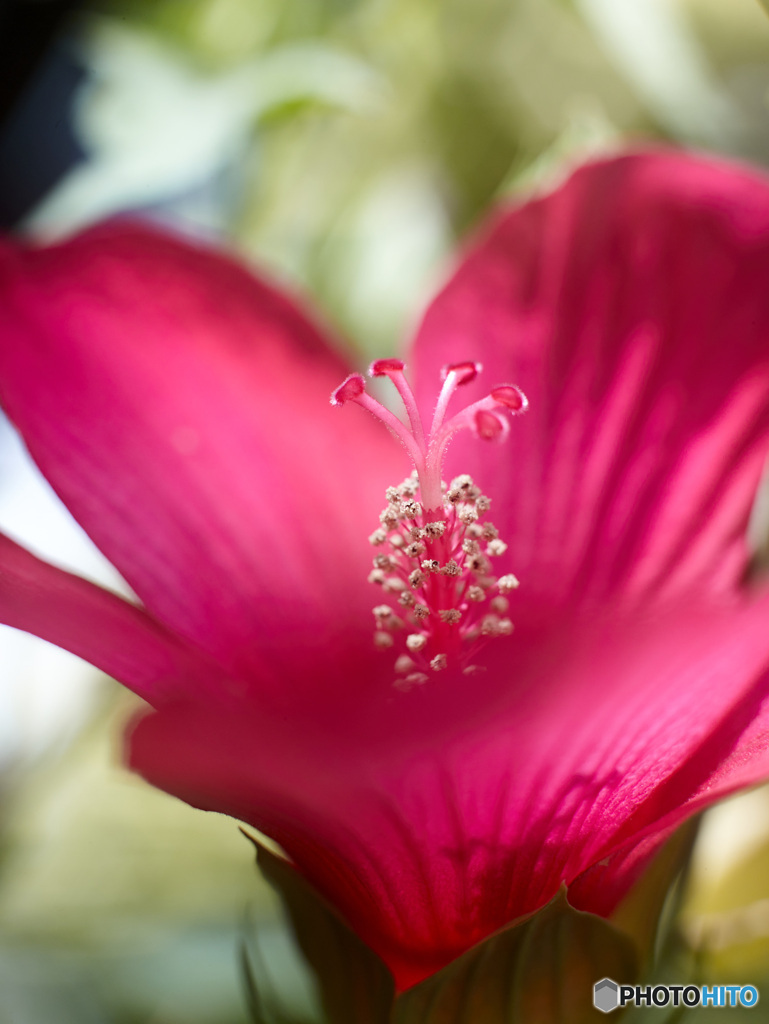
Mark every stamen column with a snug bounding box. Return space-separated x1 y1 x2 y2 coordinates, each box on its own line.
332 359 526 686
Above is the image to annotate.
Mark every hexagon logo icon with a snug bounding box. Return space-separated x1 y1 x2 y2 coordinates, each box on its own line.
594 978 620 1013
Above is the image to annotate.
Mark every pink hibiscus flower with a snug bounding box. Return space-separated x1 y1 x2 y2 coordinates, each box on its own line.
2 151 769 991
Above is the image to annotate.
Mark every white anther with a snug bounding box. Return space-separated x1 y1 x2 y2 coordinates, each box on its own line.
369 529 388 546
421 559 440 573
480 615 501 636
462 539 481 556
395 654 416 673
450 474 474 491
401 500 421 519
498 618 514 636
487 539 508 557
373 606 403 628
467 585 485 602
490 596 509 614
497 574 520 592
459 508 479 525
476 495 491 512
368 569 386 585
409 569 426 588
398 591 416 607
468 554 491 573
413 604 430 619
424 521 447 538
380 508 399 527
449 476 480 503
374 631 394 649
390 534 405 548
439 609 462 624
384 577 406 593
440 559 461 577
405 541 426 558
374 554 396 570
410 526 423 540
386 486 401 503
481 523 498 540
406 633 428 653
467 523 483 538
430 654 448 672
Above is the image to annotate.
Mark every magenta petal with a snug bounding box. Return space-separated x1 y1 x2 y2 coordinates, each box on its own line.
0 224 401 682
129 593 769 989
0 532 212 702
412 151 769 609
570 653 769 919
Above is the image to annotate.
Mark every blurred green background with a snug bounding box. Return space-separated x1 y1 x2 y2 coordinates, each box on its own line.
3 1 769 1020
